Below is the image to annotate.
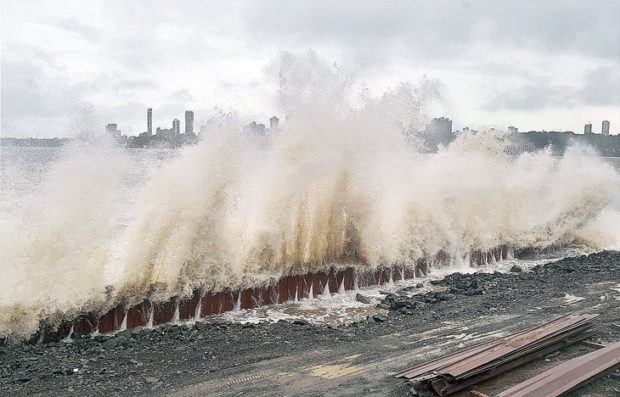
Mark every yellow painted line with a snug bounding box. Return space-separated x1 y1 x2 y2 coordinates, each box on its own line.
307 363 366 380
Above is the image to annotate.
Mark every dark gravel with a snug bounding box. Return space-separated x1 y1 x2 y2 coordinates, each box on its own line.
1 251 619 396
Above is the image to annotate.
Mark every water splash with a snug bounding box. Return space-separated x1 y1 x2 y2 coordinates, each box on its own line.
0 53 619 339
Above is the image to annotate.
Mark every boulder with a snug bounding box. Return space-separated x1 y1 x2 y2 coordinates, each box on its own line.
355 293 372 304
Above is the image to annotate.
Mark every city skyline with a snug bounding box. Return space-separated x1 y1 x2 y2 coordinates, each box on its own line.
103 106 615 140
2 1 619 138
103 106 617 149
5 106 619 156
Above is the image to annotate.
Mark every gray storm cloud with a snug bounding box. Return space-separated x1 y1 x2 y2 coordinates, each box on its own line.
1 1 618 137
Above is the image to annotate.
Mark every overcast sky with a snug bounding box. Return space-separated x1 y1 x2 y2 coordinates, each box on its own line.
1 0 619 138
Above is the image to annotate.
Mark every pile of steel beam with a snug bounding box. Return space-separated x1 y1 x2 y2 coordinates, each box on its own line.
394 314 598 396
498 341 620 397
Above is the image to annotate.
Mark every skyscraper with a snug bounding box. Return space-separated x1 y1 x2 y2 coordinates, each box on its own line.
147 108 153 136
173 119 180 136
425 117 453 151
602 120 610 135
584 123 592 134
270 116 279 130
185 110 194 135
105 123 119 134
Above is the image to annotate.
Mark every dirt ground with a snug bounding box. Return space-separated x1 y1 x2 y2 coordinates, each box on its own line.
1 251 619 396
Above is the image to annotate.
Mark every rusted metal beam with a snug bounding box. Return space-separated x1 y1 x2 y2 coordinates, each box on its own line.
580 340 607 349
440 315 597 379
395 314 592 380
431 329 594 396
498 341 620 397
42 264 419 339
393 338 503 380
40 245 517 339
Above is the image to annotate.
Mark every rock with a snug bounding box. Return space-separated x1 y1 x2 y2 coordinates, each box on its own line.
355 293 372 304
293 320 308 326
398 307 411 315
416 283 424 288
94 335 111 344
408 385 420 396
102 339 118 349
434 292 455 301
464 288 482 296
53 369 74 376
423 294 438 304
388 295 412 309
145 376 159 384
115 330 131 339
372 315 387 323
194 321 207 331
510 265 523 273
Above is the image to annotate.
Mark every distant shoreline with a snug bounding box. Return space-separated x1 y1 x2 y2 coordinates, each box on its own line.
2 133 620 157
0 136 195 149
1 137 71 147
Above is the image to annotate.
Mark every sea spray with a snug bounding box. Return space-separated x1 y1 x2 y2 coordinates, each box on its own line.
0 142 138 337
0 53 619 338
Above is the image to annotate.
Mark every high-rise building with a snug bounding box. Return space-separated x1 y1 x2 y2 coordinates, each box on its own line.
105 123 119 134
244 121 265 135
173 119 180 136
147 108 153 136
602 120 610 136
185 110 194 135
270 116 279 130
155 127 172 139
425 117 453 151
584 123 592 134
427 117 452 135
